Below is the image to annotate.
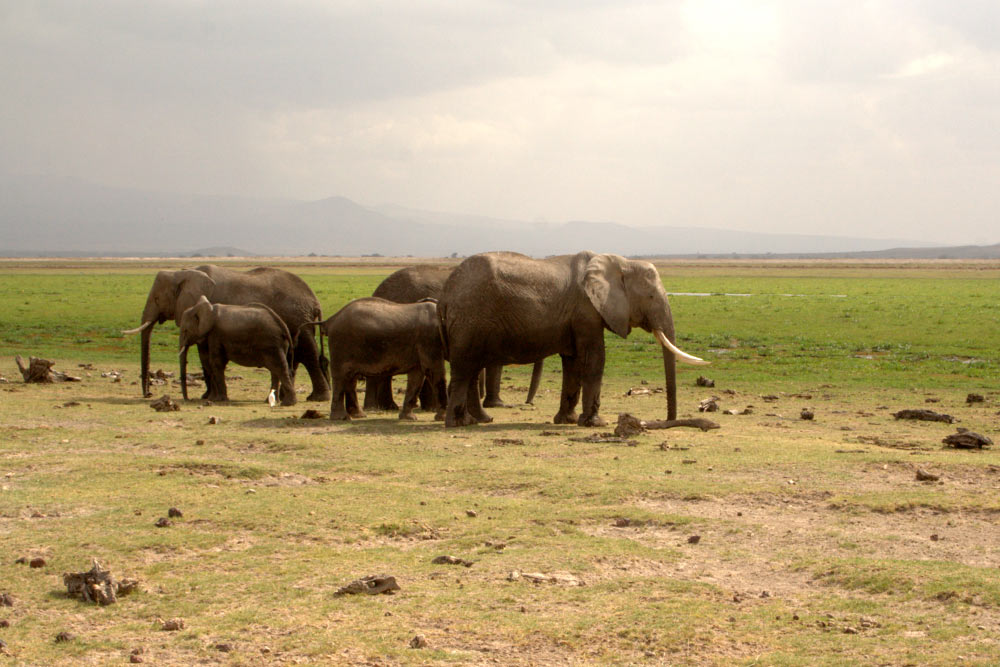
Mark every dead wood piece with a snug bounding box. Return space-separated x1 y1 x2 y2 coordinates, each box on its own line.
699 397 719 412
63 560 137 605
334 574 400 596
915 468 940 482
614 413 646 437
893 409 954 424
568 433 639 445
724 406 753 415
644 418 720 432
507 571 584 586
15 355 81 383
492 438 526 446
943 430 993 449
696 376 715 387
626 387 652 396
431 555 475 567
966 393 985 404
149 395 179 412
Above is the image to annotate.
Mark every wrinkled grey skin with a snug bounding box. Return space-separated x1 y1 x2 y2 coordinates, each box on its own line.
125 265 329 401
439 251 702 427
365 265 543 411
318 297 448 421
178 296 296 406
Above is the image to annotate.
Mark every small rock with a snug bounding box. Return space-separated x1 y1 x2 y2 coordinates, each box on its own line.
800 409 814 420
687 535 701 544
162 618 185 632
195 439 205 446
154 517 171 528
966 393 985 404
167 507 183 518
843 627 858 635
696 376 715 387
432 555 475 567
699 397 719 413
930 534 940 541
915 468 939 482
208 416 220 425
149 395 179 412
943 430 992 449
409 635 428 649
466 509 478 518
0 593 12 607
29 558 45 568
130 655 144 664
54 631 74 643
14 557 26 565
0 619 9 628
215 643 234 652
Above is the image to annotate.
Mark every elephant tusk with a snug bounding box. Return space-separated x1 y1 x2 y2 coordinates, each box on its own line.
122 321 153 335
655 329 710 365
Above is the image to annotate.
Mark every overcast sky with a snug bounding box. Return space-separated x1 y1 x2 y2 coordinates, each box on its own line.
2 1 998 244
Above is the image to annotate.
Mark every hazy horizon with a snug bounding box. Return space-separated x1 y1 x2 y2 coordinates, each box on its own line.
3 2 999 247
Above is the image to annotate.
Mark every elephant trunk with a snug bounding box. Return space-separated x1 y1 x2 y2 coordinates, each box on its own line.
663 344 677 421
179 344 189 401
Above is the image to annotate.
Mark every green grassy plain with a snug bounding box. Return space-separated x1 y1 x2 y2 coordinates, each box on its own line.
0 258 998 665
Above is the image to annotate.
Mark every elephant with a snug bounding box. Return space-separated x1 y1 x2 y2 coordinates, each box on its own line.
364 265 543 411
178 296 296 406
316 297 448 421
123 265 330 402
438 251 708 427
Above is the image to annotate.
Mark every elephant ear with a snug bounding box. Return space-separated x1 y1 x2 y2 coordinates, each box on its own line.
174 270 216 315
583 254 631 338
194 297 215 339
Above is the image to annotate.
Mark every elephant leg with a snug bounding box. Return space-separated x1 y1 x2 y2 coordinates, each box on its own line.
345 377 366 418
577 346 606 427
210 354 230 403
446 365 483 427
526 359 544 405
363 375 398 412
481 364 506 408
296 331 332 403
417 378 435 411
328 372 352 421
197 343 215 400
270 354 297 407
398 369 423 421
430 367 448 422
553 354 581 424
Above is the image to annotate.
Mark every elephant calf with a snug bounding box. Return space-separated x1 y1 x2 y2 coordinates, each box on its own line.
317 297 447 421
178 296 296 406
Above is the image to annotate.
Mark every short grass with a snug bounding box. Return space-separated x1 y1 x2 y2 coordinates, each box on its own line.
0 258 998 665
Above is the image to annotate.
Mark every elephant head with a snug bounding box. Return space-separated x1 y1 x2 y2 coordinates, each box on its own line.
177 296 216 400
582 254 707 420
122 269 216 397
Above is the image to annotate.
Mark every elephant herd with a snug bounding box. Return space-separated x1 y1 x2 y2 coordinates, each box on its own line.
124 251 708 428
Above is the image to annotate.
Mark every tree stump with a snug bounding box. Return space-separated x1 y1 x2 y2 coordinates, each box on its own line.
15 356 81 383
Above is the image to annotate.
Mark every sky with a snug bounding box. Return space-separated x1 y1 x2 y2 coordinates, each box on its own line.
2 1 998 245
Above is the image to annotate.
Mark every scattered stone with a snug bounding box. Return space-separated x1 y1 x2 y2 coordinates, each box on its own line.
162 618 185 632
0 593 12 607
507 571 585 586
215 643 234 652
466 509 478 518
492 438 525 446
800 409 814 421
300 409 324 419
696 376 715 387
54 631 74 643
723 406 753 415
762 394 780 402
167 507 183 518
931 534 940 541
13 557 26 565
892 409 953 424
208 416 220 425
154 517 171 528
63 560 138 605
699 397 719 412
334 575 400 596
943 430 992 449
62 401 80 408
149 395 179 412
614 413 645 437
130 654 144 663
409 635 428 649
0 620 8 628
966 393 985 404
687 535 702 544
29 557 45 568
432 555 475 567
915 468 940 482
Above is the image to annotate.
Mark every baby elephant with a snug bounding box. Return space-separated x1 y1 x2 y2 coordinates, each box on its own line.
317 297 447 421
178 295 296 406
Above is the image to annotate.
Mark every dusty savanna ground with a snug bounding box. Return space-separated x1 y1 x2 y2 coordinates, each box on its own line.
0 258 998 665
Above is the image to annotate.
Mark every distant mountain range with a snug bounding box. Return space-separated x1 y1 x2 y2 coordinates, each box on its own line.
1 174 996 259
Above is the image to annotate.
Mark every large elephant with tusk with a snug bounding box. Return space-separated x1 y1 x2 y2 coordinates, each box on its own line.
438 251 708 427
123 265 330 401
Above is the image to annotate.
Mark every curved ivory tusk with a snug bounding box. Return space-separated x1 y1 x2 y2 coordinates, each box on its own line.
122 321 153 336
655 329 710 365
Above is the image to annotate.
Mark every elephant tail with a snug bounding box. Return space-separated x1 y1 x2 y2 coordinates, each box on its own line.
298 316 330 382
436 301 449 361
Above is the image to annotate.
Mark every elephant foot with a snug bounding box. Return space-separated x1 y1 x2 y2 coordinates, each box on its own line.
398 412 418 421
348 409 367 419
553 412 578 425
306 391 333 402
329 412 352 421
433 410 447 422
445 411 478 427
578 414 607 428
481 397 507 409
280 398 297 407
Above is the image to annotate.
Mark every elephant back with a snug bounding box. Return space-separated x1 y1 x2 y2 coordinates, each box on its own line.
372 266 452 303
197 265 321 328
